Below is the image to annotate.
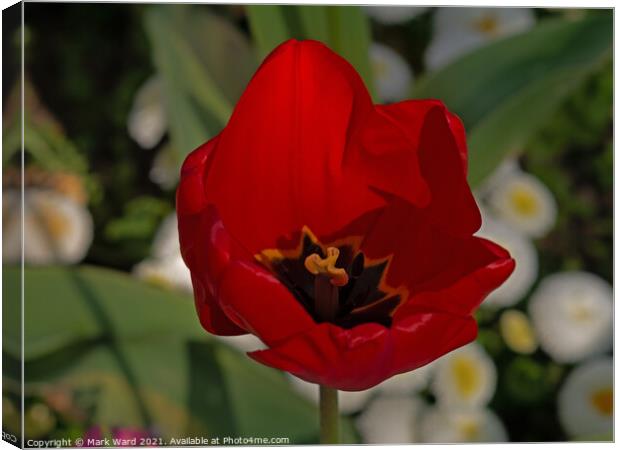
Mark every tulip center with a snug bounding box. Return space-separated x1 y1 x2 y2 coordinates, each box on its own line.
256 228 404 328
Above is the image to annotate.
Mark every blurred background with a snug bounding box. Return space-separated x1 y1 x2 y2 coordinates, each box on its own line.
2 3 613 445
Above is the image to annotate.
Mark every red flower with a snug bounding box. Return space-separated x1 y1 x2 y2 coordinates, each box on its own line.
177 40 514 391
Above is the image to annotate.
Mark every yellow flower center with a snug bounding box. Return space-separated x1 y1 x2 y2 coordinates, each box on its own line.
569 302 593 322
145 273 173 290
372 59 390 79
510 186 540 217
590 387 613 416
500 310 537 354
458 418 481 441
451 356 480 398
474 15 499 36
36 203 71 240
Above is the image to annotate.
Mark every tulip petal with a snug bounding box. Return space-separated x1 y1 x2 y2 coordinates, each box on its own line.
177 138 247 335
390 310 478 375
248 310 477 391
189 272 246 335
176 137 217 216
217 260 316 347
377 100 480 236
248 322 392 391
397 237 515 317
202 39 385 254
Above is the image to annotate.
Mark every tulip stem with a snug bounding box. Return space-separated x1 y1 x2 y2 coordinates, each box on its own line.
313 273 340 444
319 385 339 444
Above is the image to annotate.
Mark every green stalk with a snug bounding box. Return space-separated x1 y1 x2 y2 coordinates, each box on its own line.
319 385 339 444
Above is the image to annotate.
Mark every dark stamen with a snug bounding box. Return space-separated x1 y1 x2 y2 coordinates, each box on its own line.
314 274 339 322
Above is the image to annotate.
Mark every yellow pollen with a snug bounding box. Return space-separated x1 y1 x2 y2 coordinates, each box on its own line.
474 15 499 35
304 247 349 287
510 186 540 217
451 356 480 398
590 387 613 416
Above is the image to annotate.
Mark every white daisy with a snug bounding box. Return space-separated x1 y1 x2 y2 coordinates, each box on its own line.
486 170 557 238
430 342 497 408
370 42 414 102
476 157 522 199
557 358 612 439
149 145 180 190
213 334 266 353
476 216 538 308
528 272 612 364
499 309 538 354
151 214 180 260
374 363 434 396
287 376 372 414
363 6 428 25
133 214 192 293
3 188 93 265
419 406 508 443
133 255 192 293
356 396 425 444
426 7 535 71
127 76 167 149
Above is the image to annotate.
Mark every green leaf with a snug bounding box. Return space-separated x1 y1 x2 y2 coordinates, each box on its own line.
295 6 330 42
8 265 359 443
144 5 242 158
246 5 374 98
246 5 290 59
411 14 612 186
325 6 374 96
468 65 598 186
215 344 318 440
3 265 204 360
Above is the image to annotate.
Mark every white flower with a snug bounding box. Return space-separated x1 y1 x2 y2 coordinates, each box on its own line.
476 157 522 198
558 358 612 439
213 334 266 353
127 76 167 149
357 396 425 444
426 8 535 70
287 376 372 414
419 406 508 443
499 309 538 354
151 214 180 260
476 216 538 307
486 170 557 238
149 145 180 190
133 214 192 293
528 272 612 364
370 43 413 102
133 255 192 293
3 188 93 265
374 363 433 396
431 342 496 408
364 6 428 25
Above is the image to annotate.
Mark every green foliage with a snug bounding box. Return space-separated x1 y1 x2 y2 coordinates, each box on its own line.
8 4 613 444
246 5 374 96
144 5 255 160
524 62 613 281
3 266 357 443
102 196 171 265
412 13 612 186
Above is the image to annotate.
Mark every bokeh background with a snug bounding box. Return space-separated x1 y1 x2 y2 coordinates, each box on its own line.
2 3 613 445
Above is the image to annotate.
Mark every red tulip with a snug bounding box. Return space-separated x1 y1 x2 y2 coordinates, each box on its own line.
177 40 514 391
